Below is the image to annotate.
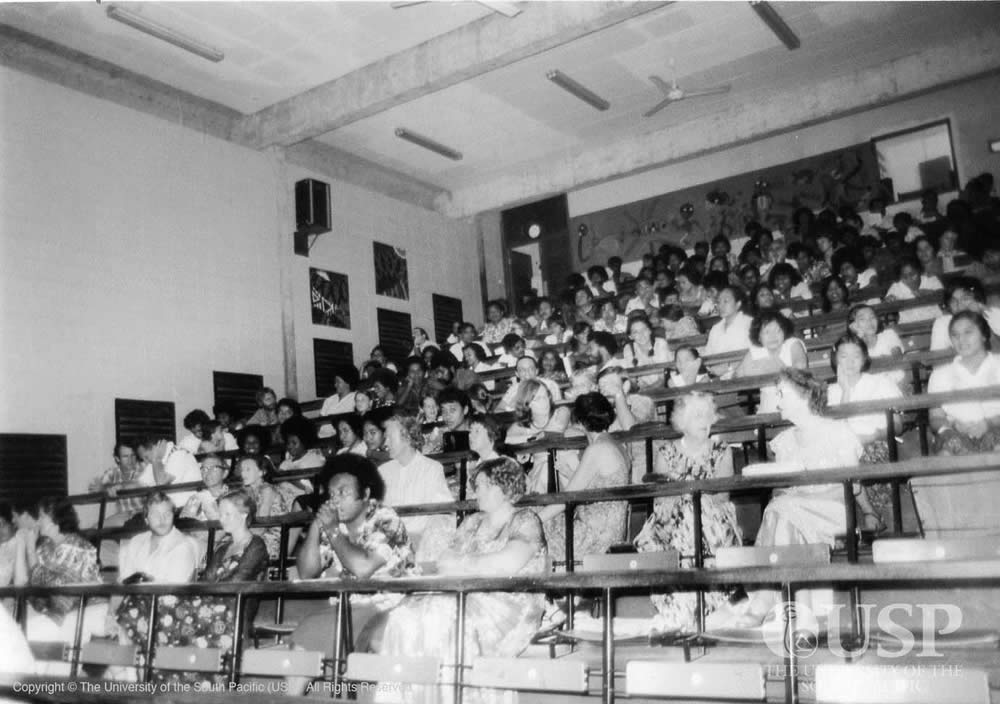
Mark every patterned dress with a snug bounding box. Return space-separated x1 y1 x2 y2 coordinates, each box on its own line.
374 509 548 704
634 439 742 632
290 505 416 657
243 482 291 560
544 435 629 564
29 534 101 623
119 535 268 686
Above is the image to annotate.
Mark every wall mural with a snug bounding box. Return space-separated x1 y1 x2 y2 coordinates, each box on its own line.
569 141 885 269
373 241 410 300
310 267 351 329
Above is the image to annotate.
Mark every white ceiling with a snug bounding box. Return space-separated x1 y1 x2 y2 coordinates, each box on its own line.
3 1 999 199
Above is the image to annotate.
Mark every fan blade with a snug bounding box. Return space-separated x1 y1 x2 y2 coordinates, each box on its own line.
478 1 521 17
643 97 676 118
679 84 731 99
390 1 427 7
649 75 672 95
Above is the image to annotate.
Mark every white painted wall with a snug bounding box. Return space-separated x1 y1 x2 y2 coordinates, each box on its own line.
0 66 482 501
568 75 1000 218
285 163 481 401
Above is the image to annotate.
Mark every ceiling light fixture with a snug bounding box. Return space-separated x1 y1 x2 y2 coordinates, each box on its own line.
394 128 463 161
105 5 225 63
749 1 800 51
546 70 610 111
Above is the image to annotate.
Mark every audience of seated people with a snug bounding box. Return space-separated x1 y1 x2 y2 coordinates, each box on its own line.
12 182 1000 692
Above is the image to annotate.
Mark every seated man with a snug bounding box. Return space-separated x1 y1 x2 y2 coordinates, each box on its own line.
89 442 145 568
114 492 201 663
438 387 473 453
496 333 535 368
137 438 202 508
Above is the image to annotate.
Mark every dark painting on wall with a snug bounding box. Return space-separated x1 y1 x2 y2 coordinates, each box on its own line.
373 242 409 300
310 267 350 329
569 141 883 270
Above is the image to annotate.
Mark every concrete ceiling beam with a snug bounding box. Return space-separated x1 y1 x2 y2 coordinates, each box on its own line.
443 26 1000 217
231 1 670 149
285 140 447 212
0 23 448 212
0 23 240 141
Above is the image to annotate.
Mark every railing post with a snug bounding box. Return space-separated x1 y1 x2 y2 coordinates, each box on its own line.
843 481 858 564
783 582 799 704
229 592 245 684
692 491 706 632
455 591 467 704
332 590 346 691
602 587 615 704
68 594 87 678
459 457 468 502
144 595 159 683
564 504 576 572
547 449 557 493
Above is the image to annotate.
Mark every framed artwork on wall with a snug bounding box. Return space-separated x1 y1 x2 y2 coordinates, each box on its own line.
310 267 351 329
373 241 409 300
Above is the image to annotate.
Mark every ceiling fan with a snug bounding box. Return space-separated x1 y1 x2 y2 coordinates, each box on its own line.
643 59 731 118
390 1 521 18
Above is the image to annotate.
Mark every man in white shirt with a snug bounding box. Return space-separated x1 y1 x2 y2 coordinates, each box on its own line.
137 439 202 508
378 415 454 561
118 492 200 583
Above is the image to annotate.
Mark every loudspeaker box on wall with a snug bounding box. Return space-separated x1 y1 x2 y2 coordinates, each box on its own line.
294 178 332 257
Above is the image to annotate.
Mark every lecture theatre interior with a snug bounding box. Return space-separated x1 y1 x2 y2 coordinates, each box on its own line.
2 1 1000 702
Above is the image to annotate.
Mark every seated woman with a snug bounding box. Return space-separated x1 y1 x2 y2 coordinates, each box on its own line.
152 490 268 687
319 365 360 417
734 311 807 413
115 492 201 668
335 414 368 457
622 315 672 389
480 300 515 347
362 408 392 465
14 497 104 674
378 412 455 561
732 369 862 625
538 393 629 564
916 311 1000 535
468 414 502 471
277 416 325 504
539 348 570 385
180 453 231 522
237 425 270 458
705 286 753 375
567 321 596 372
821 275 851 324
669 345 712 388
238 455 291 561
286 455 416 693
197 420 238 454
675 265 705 309
884 255 943 324
827 333 904 530
927 311 1000 455
373 457 547 702
846 303 905 390
504 379 575 494
635 393 742 633
455 343 491 391
592 299 628 334
660 304 701 341
769 262 812 305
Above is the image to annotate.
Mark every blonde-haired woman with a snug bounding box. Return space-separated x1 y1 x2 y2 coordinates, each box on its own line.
634 392 742 633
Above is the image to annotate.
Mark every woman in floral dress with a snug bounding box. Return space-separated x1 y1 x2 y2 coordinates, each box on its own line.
373 457 547 704
634 392 742 633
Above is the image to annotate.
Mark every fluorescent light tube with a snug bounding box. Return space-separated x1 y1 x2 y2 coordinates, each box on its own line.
106 5 224 63
547 70 610 112
394 128 463 161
